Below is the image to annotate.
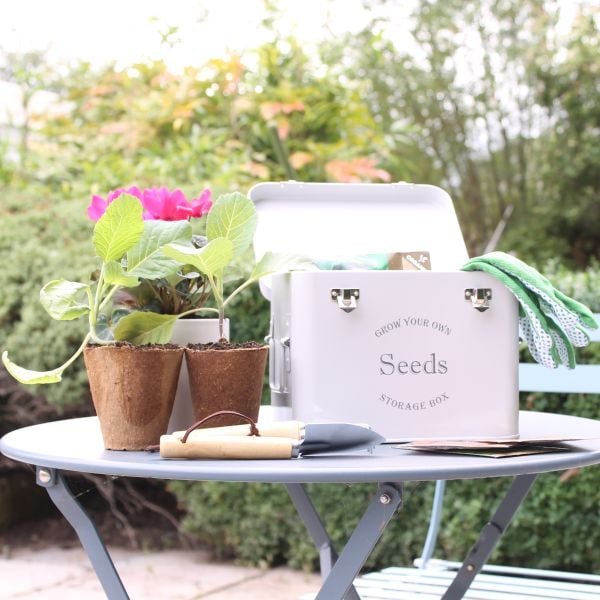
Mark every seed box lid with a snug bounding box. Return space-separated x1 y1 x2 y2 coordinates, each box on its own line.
249 181 469 296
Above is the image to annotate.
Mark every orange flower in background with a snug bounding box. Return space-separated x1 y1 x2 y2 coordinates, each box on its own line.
259 101 305 120
88 85 112 96
100 122 131 135
241 161 270 179
276 119 291 140
259 101 305 140
289 151 315 170
282 101 305 114
325 157 392 183
98 121 150 151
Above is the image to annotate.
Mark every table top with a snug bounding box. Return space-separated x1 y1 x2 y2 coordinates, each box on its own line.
3 412 600 484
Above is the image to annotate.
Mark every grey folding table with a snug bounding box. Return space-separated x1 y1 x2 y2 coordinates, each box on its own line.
3 410 600 600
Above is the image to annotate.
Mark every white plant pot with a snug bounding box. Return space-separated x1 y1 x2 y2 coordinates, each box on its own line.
166 318 229 433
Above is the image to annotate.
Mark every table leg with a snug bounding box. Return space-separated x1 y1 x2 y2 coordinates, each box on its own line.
441 473 538 600
287 482 402 600
36 466 129 600
286 483 341 576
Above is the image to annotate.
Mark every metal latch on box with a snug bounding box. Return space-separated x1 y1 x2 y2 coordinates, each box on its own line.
465 288 492 312
331 289 360 313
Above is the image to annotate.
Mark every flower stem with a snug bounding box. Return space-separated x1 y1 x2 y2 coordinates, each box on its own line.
88 265 106 343
62 332 93 370
88 266 120 344
98 284 119 312
204 273 227 340
223 278 255 308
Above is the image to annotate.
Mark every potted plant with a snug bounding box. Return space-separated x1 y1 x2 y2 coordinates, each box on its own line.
104 190 308 430
1 189 213 449
89 186 222 432
162 192 309 428
2 187 307 445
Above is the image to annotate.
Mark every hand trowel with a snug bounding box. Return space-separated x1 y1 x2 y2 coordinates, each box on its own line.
160 419 384 459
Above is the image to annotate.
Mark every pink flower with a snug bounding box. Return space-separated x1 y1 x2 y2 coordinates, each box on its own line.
87 186 212 221
189 188 213 218
141 187 212 220
87 186 144 220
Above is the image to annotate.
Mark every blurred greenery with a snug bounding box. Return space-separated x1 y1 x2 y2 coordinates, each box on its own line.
0 189 93 406
1 1 597 263
0 0 599 573
172 263 600 573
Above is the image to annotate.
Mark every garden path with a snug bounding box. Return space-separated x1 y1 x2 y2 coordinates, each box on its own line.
0 545 321 599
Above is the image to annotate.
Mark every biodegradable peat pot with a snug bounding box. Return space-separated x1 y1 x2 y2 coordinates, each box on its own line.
167 318 230 433
185 342 268 428
83 344 184 450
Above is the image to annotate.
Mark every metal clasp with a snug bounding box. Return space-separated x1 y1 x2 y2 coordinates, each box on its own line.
465 288 492 312
331 289 360 313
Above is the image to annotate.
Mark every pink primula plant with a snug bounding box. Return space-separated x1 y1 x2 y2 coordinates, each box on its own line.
85 185 215 318
87 186 212 221
2 189 309 386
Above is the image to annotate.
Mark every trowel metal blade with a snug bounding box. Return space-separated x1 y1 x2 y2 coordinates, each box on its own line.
300 423 385 455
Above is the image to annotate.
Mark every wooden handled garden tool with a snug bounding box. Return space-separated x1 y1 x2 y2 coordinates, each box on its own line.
160 411 384 459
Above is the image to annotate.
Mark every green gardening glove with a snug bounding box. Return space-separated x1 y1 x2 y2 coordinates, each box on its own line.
462 258 563 368
462 252 597 369
475 252 595 343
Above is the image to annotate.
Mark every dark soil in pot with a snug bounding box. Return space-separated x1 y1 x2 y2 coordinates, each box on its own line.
185 341 268 428
84 344 184 450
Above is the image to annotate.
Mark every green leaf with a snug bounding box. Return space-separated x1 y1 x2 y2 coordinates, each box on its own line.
104 262 140 287
206 192 257 258
39 279 90 320
127 220 192 279
2 351 63 384
114 312 179 345
93 194 144 262
250 252 316 280
164 238 233 279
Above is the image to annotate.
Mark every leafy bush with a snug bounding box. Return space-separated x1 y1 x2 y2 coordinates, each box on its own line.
1 20 598 567
0 190 94 407
170 264 600 573
171 401 600 574
539 259 600 313
171 419 600 574
168 480 434 571
3 189 596 571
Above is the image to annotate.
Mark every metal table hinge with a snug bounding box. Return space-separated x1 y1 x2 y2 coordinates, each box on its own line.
331 289 360 313
465 288 492 312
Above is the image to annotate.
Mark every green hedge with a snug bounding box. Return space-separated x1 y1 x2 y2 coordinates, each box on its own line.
2 190 599 572
0 191 94 408
168 479 434 571
170 266 600 573
170 398 600 574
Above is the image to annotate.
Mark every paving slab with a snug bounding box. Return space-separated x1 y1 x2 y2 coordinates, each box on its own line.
0 546 321 599
204 566 322 600
0 547 91 597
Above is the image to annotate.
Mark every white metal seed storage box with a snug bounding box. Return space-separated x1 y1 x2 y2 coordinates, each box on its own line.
250 182 519 441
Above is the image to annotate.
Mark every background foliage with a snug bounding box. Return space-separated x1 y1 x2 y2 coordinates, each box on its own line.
1 0 599 574
172 272 600 574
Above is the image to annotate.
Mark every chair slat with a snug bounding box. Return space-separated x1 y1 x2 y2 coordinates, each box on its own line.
519 363 600 394
353 567 600 599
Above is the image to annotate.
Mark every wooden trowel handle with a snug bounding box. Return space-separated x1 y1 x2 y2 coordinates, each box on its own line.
160 435 295 459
